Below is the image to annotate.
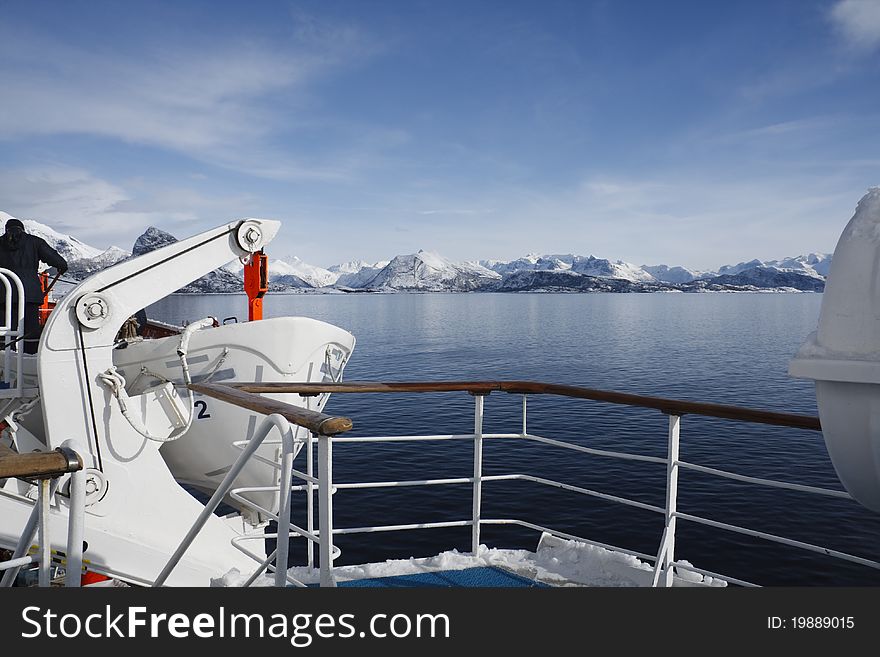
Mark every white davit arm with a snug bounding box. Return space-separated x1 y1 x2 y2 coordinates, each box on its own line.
37 218 279 458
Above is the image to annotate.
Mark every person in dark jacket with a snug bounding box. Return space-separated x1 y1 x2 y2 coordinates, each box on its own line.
0 218 68 354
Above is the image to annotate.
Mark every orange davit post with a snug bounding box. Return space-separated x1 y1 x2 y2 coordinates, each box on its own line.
243 250 269 321
39 271 52 326
39 270 62 326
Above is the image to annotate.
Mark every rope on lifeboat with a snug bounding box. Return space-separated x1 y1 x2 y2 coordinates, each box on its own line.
97 317 217 443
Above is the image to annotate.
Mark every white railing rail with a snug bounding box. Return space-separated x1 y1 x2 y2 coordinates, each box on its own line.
152 413 301 587
0 268 26 397
302 394 876 588
171 382 352 588
186 381 877 588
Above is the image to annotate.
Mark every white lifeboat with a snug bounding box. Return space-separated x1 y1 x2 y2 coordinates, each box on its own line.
789 187 880 512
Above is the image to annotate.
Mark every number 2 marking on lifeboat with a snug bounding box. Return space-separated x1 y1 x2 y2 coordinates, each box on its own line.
194 400 211 419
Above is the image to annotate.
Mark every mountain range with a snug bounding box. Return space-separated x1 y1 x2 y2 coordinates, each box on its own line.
0 212 830 294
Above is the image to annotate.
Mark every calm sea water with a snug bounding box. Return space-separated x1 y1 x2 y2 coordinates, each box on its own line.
147 292 880 586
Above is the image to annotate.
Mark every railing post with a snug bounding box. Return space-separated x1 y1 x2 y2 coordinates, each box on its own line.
1 480 59 587
38 478 51 587
318 432 336 587
65 468 86 587
306 428 315 572
472 394 484 556
274 427 295 588
662 414 681 587
153 414 290 587
521 394 528 437
62 440 87 588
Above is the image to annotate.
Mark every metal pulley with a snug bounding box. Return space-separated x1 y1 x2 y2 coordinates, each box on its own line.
236 220 267 253
75 293 112 329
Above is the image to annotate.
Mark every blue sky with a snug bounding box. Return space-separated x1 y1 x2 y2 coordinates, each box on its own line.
1 0 879 269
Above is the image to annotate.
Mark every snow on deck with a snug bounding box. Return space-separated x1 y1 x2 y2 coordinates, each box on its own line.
213 534 726 588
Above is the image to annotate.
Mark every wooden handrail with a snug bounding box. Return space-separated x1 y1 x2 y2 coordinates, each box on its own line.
189 382 353 435
0 445 83 480
224 380 822 431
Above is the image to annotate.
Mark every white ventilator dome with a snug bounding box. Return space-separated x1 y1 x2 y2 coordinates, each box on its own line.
789 187 880 512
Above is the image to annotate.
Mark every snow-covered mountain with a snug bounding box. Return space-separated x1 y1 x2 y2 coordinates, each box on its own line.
491 266 825 293
329 260 372 275
332 260 390 289
1 211 118 263
323 248 832 293
701 254 831 280
764 254 831 279
641 264 703 284
481 254 572 276
567 255 655 282
487 252 832 285
129 226 168 257
492 269 641 292
484 253 679 283
67 246 130 278
266 273 313 290
273 256 336 287
481 253 654 282
713 259 765 278
0 210 834 294
474 250 832 292
697 267 826 292
1 211 131 279
360 250 500 291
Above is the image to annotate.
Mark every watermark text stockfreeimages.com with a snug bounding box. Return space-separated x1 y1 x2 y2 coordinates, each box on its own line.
20 605 451 647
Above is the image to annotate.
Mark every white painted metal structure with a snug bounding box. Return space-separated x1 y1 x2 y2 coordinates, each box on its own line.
0 219 353 586
34 221 280 584
119 317 353 516
4 316 354 517
0 269 26 398
790 188 880 512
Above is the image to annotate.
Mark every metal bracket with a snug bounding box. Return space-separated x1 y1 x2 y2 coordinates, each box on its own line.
75 293 112 329
53 445 83 473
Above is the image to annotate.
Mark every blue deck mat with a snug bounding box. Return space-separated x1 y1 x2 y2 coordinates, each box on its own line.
325 566 549 588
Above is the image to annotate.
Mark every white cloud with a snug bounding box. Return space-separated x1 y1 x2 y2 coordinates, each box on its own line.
1 38 285 147
453 175 859 270
0 166 258 251
416 209 488 216
0 167 132 238
0 20 375 181
830 0 880 50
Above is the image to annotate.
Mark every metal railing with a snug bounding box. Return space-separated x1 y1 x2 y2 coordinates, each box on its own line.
155 386 352 588
0 268 26 398
170 380 878 587
0 441 86 587
0 268 87 585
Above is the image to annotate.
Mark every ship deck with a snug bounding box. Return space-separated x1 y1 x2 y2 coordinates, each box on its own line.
310 566 549 588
